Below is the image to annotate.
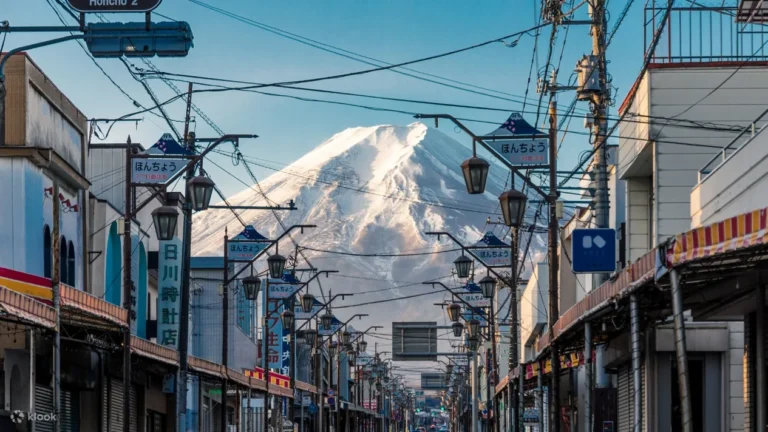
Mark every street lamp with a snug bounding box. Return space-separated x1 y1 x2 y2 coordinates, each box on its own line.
267 253 286 279
453 255 472 279
445 364 454 377
498 189 528 228
467 319 480 338
321 312 334 330
242 275 260 301
348 349 357 366
447 303 462 322
301 293 315 313
452 322 464 337
459 156 490 195
342 330 351 346
359 339 368 352
479 276 497 299
151 205 179 241
467 336 480 352
281 310 295 329
304 328 318 346
186 175 215 211
329 341 338 358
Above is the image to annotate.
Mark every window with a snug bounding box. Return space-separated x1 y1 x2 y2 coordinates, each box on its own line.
60 236 68 285
43 225 52 278
67 241 75 286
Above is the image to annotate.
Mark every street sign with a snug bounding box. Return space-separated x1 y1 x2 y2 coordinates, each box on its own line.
485 113 549 166
392 322 438 361
265 272 301 299
131 134 189 184
571 228 617 273
308 403 318 415
86 21 194 58
318 315 343 336
356 352 374 367
294 297 323 320
471 232 512 267
459 283 490 308
228 226 270 261
421 373 447 390
67 0 162 13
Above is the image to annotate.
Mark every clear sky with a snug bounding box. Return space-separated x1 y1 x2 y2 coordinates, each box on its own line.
2 0 646 198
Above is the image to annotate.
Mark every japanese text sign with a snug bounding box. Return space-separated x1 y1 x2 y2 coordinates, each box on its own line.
471 232 512 267
263 298 285 370
459 283 490 308
228 226 270 262
266 272 301 299
157 237 182 348
131 158 186 184
487 138 549 165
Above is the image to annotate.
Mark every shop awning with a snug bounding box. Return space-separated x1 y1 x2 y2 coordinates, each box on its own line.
61 284 128 327
0 286 56 329
295 381 318 394
131 336 179 366
667 207 768 267
536 247 656 352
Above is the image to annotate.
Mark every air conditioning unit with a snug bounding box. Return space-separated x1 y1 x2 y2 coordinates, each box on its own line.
576 55 601 100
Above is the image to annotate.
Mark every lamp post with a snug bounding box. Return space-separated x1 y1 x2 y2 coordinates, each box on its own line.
417 112 560 431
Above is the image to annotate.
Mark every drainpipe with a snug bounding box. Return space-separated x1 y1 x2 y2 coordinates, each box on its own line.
670 269 692 432
630 294 642 432
756 282 765 431
584 322 592 432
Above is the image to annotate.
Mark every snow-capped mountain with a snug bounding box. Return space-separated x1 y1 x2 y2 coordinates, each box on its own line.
192 122 546 333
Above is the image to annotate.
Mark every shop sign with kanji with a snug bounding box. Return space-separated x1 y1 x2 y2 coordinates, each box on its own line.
471 232 512 267
131 133 191 184
228 226 270 261
129 235 140 335
157 237 183 348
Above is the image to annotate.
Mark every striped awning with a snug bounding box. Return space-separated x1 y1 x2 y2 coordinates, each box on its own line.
131 336 179 366
667 207 768 266
0 286 56 329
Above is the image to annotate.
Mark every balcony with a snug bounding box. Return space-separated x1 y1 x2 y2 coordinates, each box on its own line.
691 110 768 227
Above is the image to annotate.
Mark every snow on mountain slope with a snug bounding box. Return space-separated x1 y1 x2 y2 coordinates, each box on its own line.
192 122 546 341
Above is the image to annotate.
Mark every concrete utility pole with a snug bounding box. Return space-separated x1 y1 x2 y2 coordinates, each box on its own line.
591 0 611 287
52 181 61 432
221 228 229 432
123 137 134 432
177 83 195 432
547 98 561 432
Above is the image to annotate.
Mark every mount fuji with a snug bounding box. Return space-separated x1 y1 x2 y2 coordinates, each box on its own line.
191 122 546 335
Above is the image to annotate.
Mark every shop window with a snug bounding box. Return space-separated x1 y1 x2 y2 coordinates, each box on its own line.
43 225 52 278
67 241 75 286
60 236 68 285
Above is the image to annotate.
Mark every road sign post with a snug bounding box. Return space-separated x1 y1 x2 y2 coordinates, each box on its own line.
570 228 617 273
67 0 162 13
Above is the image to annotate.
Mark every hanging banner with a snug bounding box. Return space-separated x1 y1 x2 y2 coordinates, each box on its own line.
459 282 490 308
131 134 191 184
471 232 513 267
157 237 183 348
228 226 270 262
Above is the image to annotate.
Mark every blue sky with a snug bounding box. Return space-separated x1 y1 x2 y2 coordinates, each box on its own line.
2 0 646 198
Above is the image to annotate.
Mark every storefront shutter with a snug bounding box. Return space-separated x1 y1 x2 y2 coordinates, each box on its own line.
60 390 79 432
102 376 109 431
617 363 631 431
130 385 139 432
109 378 124 431
34 384 54 432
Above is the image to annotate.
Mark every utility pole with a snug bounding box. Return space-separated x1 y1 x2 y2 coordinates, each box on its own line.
591 0 611 286
177 82 195 432
548 97 561 432
123 136 134 432
52 180 61 432
221 228 229 432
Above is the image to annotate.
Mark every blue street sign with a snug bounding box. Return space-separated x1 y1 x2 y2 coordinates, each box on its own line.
571 228 617 273
308 403 318 415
